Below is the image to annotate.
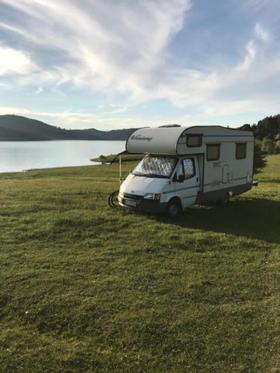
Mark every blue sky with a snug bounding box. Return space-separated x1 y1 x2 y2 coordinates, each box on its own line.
0 0 279 129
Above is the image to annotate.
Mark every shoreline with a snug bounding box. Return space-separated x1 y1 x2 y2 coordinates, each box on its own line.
0 163 99 175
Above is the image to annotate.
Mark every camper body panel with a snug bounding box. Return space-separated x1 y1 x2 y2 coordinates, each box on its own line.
120 126 254 214
126 126 184 155
175 127 254 199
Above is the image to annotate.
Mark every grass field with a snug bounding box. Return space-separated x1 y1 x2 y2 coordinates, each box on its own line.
0 155 279 372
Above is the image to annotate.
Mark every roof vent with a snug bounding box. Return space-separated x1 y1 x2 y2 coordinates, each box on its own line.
159 124 181 128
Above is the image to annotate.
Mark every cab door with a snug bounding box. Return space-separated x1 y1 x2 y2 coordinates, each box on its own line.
175 157 200 208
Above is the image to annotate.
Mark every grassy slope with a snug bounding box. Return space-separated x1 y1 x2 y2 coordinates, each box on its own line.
0 156 279 372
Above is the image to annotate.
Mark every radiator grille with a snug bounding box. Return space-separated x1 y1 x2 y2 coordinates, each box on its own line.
123 193 143 200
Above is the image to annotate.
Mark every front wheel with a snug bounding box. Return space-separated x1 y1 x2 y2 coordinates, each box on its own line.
166 199 182 219
108 190 119 208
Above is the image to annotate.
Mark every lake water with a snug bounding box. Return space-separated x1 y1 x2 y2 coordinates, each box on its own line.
0 141 126 173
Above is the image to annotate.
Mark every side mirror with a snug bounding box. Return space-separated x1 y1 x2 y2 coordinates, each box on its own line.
177 174 184 183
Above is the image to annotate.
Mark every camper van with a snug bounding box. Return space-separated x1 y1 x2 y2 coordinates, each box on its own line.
118 125 254 218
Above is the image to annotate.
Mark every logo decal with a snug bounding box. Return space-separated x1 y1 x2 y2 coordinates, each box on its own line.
131 135 152 141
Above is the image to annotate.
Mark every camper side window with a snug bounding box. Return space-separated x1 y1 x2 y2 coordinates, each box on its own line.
206 144 220 161
236 143 247 159
183 159 195 179
187 134 202 147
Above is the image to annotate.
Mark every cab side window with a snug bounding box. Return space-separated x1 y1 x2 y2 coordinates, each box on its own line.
183 159 195 179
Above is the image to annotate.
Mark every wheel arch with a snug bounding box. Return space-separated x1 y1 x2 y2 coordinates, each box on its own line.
167 196 183 209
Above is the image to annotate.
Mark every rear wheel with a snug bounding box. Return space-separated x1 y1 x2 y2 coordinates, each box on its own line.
166 199 182 219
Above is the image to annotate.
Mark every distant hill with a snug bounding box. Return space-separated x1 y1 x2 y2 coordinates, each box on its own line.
2 113 280 144
0 115 138 141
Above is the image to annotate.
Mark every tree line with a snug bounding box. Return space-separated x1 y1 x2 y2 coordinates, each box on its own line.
240 114 280 154
239 114 280 173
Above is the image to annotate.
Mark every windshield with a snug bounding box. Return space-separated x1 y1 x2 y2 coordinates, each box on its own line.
132 155 177 178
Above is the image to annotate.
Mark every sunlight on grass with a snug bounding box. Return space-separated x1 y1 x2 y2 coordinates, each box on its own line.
0 155 279 371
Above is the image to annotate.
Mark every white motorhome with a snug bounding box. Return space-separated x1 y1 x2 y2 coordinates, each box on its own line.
118 125 254 218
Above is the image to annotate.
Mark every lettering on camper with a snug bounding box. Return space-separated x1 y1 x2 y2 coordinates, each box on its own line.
131 135 152 141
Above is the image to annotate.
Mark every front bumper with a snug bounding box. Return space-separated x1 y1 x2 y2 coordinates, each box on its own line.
118 193 167 214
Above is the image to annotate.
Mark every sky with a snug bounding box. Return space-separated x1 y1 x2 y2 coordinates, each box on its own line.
0 0 279 130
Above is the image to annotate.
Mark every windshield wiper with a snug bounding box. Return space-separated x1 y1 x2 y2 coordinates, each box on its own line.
143 173 168 178
146 173 165 177
133 172 169 178
132 172 146 176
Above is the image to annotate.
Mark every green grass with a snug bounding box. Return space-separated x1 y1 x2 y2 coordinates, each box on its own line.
0 155 279 372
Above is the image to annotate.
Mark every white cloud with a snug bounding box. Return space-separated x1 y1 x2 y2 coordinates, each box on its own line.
234 40 257 72
245 0 271 11
254 23 269 42
2 92 280 130
0 105 190 129
0 0 192 96
0 0 280 127
0 46 35 76
35 87 44 94
0 106 30 115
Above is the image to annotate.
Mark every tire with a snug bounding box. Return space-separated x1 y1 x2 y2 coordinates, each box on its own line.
108 190 119 208
166 199 182 219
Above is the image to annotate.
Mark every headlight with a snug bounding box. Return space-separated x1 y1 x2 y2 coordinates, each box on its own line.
144 193 161 201
154 193 161 201
144 193 154 199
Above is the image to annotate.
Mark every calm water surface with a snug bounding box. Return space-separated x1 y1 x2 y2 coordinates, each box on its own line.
0 141 126 173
